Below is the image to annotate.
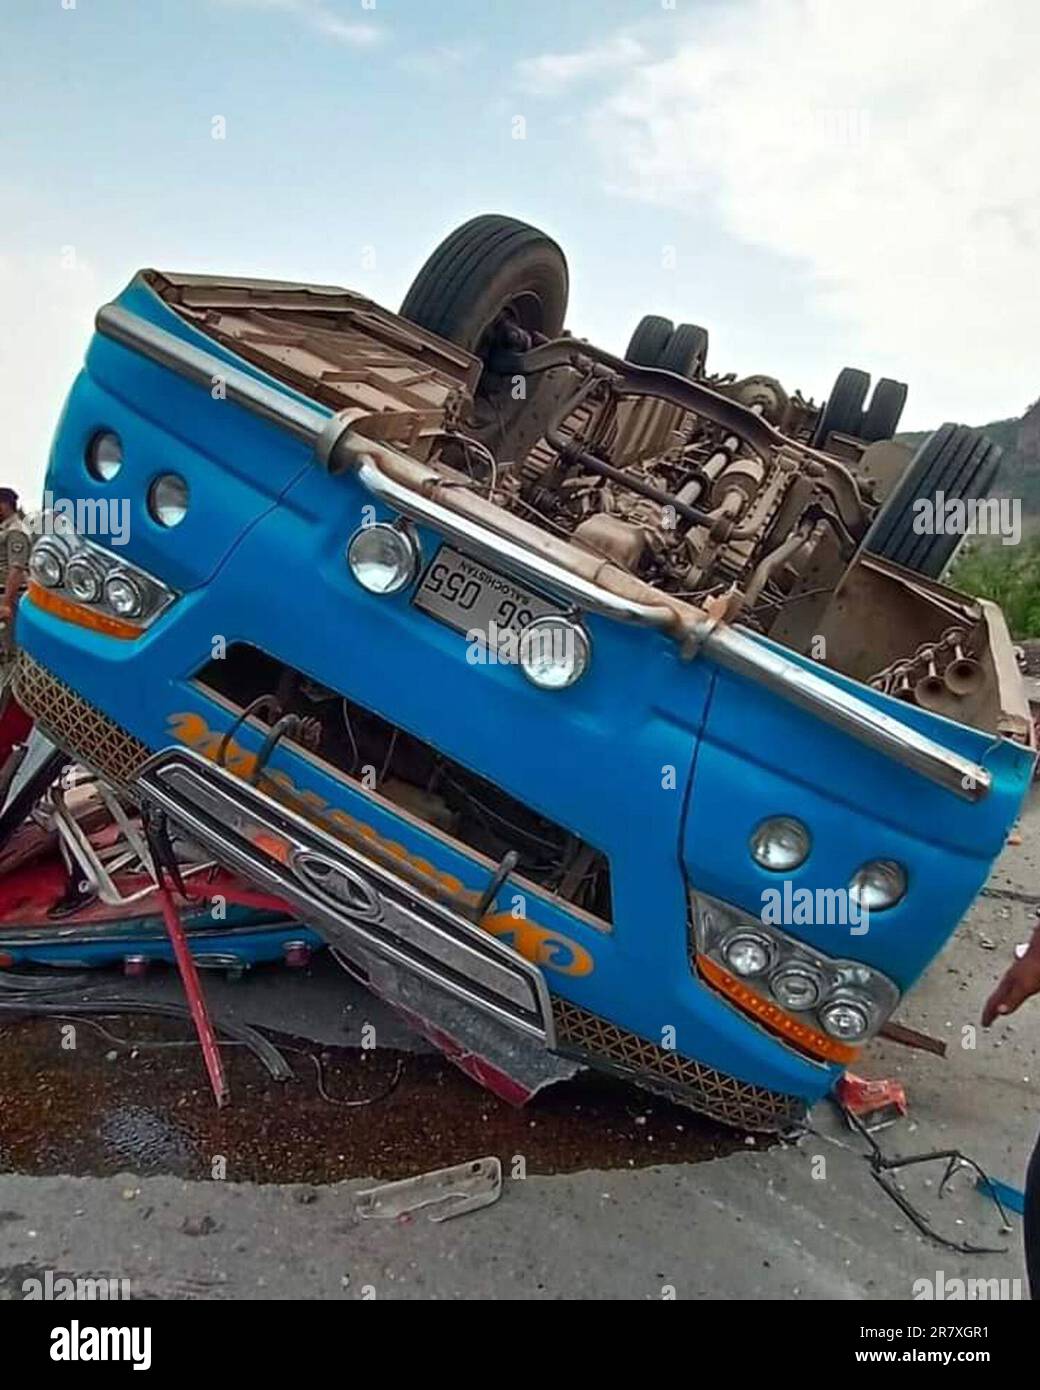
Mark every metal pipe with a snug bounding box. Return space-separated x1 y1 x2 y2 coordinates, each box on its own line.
741 525 814 610
544 424 715 527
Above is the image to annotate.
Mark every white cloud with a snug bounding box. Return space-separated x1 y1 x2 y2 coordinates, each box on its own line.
527 0 1040 425
0 251 104 506
515 34 647 96
215 0 383 46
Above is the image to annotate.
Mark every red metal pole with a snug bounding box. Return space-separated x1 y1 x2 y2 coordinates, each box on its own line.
158 882 229 1107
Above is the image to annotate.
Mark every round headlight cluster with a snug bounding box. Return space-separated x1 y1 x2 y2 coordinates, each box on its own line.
65 555 105 603
820 997 871 1042
346 524 419 595
29 536 71 588
104 572 144 618
519 617 590 690
722 932 772 978
849 859 906 912
148 474 189 528
771 965 823 1012
87 431 123 483
750 816 810 871
693 889 899 1053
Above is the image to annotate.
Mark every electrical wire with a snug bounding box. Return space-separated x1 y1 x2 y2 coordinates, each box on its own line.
339 699 361 775
216 694 281 768
377 727 399 786
434 766 562 854
0 997 292 1080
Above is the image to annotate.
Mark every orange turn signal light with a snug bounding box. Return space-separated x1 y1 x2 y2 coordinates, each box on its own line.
28 582 144 640
696 953 859 1064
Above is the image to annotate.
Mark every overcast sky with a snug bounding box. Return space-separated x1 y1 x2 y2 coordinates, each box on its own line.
2 0 1038 503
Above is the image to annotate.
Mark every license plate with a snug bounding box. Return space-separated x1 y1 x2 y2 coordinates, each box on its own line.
413 546 561 653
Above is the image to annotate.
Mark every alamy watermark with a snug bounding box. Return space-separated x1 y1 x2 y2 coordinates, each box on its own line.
466 620 574 666
50 1322 151 1371
697 103 871 157
761 881 869 936
912 1270 1023 1300
32 493 130 546
23 1270 130 1300
911 493 1021 546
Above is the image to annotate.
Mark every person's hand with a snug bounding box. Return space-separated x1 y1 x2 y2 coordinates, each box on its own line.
0 602 10 622
981 952 1040 1027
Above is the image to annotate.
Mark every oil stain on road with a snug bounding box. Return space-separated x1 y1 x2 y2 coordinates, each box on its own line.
0 1016 753 1184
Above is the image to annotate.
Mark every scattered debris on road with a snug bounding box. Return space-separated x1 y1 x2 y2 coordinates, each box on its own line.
356 1157 502 1223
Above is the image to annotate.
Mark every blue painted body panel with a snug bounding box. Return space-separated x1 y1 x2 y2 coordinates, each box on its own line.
2 907 321 970
18 275 1035 1105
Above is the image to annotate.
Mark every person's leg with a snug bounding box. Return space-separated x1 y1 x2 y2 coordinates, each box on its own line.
1026 1128 1040 1298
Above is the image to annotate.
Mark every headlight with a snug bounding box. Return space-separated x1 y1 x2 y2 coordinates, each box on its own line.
518 616 590 690
771 965 823 1012
722 932 772 977
65 555 105 603
690 890 899 1057
87 430 123 483
26 512 176 630
750 816 810 871
346 523 418 595
820 997 871 1041
29 537 70 588
148 473 189 528
104 571 144 618
849 859 906 912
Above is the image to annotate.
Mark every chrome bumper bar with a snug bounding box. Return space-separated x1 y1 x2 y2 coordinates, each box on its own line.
136 747 555 1044
97 301 991 801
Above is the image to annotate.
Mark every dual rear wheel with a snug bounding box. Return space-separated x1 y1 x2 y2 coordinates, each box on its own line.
813 367 908 446
625 315 709 378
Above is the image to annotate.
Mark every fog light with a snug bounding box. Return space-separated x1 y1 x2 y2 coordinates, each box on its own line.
148 473 189 528
771 966 822 1011
850 859 906 912
346 523 418 595
65 555 105 603
820 997 870 1041
29 538 69 588
87 430 123 482
722 932 771 978
750 816 810 871
519 616 590 690
104 571 144 618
